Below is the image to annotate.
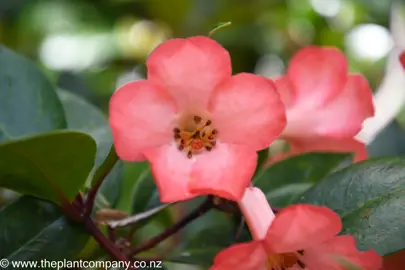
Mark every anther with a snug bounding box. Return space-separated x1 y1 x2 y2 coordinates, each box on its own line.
210 141 216 147
205 146 212 151
212 129 217 135
174 133 181 139
194 116 202 123
173 127 180 133
178 145 184 150
205 120 212 126
297 250 304 255
187 151 193 159
297 260 305 269
208 135 214 140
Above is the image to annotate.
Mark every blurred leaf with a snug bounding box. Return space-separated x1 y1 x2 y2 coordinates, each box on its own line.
0 45 66 142
57 89 124 207
0 196 89 263
253 153 350 207
300 158 405 256
0 131 96 204
254 148 269 177
168 208 234 266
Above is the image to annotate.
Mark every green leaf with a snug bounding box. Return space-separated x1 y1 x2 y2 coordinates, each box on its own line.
254 148 269 177
168 207 235 266
300 158 405 256
57 89 123 207
131 169 162 213
0 46 66 142
253 153 350 207
0 196 89 263
0 131 97 204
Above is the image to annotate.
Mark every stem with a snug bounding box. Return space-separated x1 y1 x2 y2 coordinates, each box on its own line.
130 197 214 256
85 218 132 263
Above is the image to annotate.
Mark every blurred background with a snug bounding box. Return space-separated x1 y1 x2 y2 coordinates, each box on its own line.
1 0 405 269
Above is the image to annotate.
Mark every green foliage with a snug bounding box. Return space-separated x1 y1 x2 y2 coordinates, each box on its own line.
0 46 66 142
300 158 405 256
0 131 96 204
57 89 124 208
0 196 89 262
254 153 350 207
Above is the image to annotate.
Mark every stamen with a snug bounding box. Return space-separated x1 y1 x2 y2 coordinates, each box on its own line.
297 250 304 255
187 151 193 159
205 146 212 151
212 129 217 135
208 135 214 140
174 134 181 139
194 116 202 123
206 120 212 126
297 260 305 268
178 145 184 150
173 127 180 133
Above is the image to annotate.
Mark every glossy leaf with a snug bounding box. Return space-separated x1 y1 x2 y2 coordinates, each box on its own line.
253 153 350 207
57 89 123 207
131 169 162 213
0 131 96 204
300 158 405 256
0 45 66 142
0 196 89 261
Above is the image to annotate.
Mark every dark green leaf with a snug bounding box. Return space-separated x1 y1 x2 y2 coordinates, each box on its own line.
0 131 97 204
0 196 89 264
168 208 234 266
131 169 162 213
300 158 405 256
253 153 350 207
57 89 123 207
0 46 66 142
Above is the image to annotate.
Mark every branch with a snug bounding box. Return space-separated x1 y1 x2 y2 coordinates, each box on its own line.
129 197 214 256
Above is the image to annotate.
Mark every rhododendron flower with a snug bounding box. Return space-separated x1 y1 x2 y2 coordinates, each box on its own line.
269 46 374 163
211 187 382 270
109 36 286 203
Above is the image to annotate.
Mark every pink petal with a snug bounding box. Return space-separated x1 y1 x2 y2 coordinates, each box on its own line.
210 241 268 270
238 187 276 240
287 46 348 109
265 204 342 253
310 235 383 270
209 73 287 151
142 144 195 203
109 80 177 161
289 137 368 162
147 36 232 109
284 74 374 139
189 142 257 202
274 76 296 109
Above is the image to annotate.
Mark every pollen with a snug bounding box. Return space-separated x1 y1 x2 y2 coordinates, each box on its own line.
173 115 218 158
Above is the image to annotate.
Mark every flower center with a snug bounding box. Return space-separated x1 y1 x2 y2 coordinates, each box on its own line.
173 115 218 159
265 250 306 270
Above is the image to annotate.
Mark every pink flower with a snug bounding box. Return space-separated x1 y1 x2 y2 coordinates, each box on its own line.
211 187 382 270
400 52 405 70
109 36 286 203
270 46 374 163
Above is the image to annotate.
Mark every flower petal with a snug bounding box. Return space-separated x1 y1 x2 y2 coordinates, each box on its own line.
238 187 276 240
210 241 268 270
265 204 342 253
142 144 195 203
209 73 286 150
289 137 368 162
147 36 232 109
312 235 383 270
189 142 257 202
287 46 348 109
400 52 405 70
274 76 296 109
283 74 374 139
109 80 177 161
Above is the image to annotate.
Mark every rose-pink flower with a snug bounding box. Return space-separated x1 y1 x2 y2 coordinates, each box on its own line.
267 46 375 164
109 36 286 203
